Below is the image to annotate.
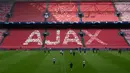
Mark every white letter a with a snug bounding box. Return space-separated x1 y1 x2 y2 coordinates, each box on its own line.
23 30 42 45
63 30 82 45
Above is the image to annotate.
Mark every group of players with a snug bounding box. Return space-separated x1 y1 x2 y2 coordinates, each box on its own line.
44 47 122 71
43 48 91 71
53 49 86 71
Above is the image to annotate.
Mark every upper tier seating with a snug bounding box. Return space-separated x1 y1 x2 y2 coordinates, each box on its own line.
115 2 130 21
0 3 12 21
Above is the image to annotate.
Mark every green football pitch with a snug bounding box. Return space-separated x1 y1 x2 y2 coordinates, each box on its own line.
0 50 130 73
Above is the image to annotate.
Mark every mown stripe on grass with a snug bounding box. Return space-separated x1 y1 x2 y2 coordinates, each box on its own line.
83 51 129 73
0 51 12 54
0 51 21 60
2 51 45 73
108 51 130 61
98 51 130 72
127 51 130 55
0 51 33 73
35 51 64 73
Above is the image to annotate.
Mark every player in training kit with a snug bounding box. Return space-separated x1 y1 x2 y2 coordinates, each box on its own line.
84 48 86 55
70 50 72 55
73 51 75 56
60 50 64 55
48 48 51 54
92 48 95 53
60 50 62 54
61 50 64 55
52 58 56 64
95 48 99 53
79 47 82 54
70 62 73 71
83 60 86 68
118 49 122 54
48 50 50 53
44 49 46 54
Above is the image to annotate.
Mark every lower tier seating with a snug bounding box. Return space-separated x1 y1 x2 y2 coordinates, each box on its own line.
0 29 129 49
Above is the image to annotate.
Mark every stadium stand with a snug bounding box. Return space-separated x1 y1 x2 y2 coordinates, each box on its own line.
0 3 12 22
0 29 43 49
0 1 130 50
80 2 118 21
9 2 46 22
48 2 79 22
0 1 130 28
47 2 118 22
121 29 130 45
0 29 129 49
9 2 119 22
115 2 130 21
0 29 7 44
82 29 129 48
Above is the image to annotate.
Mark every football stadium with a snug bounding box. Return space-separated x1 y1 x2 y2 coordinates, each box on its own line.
0 0 130 73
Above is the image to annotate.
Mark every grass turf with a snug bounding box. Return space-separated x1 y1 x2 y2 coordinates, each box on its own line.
0 51 130 73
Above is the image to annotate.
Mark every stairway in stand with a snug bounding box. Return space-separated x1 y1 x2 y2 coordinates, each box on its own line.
0 29 7 43
121 29 130 45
